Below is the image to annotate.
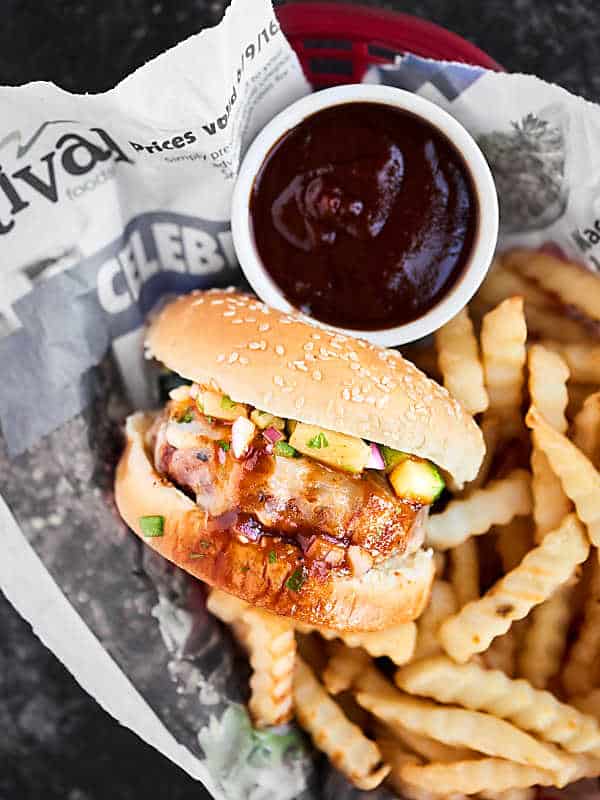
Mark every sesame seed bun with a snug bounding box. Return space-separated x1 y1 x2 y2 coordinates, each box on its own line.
115 412 434 631
146 289 484 485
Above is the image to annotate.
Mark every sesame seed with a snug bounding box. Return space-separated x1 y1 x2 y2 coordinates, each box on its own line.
245 317 256 323
223 310 235 317
229 352 239 364
313 370 322 381
273 375 284 386
249 342 261 350
211 299 225 305
350 362 360 371
216 354 226 363
275 345 285 356
303 342 314 351
232 318 243 325
312 333 321 340
259 323 270 332
342 389 351 400
293 361 308 372
259 341 267 350
239 356 249 365
348 352 358 361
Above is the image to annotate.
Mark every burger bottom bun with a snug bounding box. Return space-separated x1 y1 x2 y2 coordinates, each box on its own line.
115 412 434 632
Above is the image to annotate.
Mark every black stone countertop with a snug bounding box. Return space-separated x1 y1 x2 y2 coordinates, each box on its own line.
2 1 600 799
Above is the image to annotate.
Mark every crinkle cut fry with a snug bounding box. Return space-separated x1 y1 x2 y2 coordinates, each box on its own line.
353 669 571 773
207 589 295 727
526 405 600 546
396 655 600 754
399 759 558 796
438 514 589 662
435 306 489 416
293 657 390 790
481 296 527 436
296 619 416 665
426 469 532 550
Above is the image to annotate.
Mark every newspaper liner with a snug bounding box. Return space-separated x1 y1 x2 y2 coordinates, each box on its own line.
1 2 599 798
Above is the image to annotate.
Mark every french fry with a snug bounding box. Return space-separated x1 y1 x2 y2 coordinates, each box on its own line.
413 580 458 661
495 517 533 572
207 589 295 727
322 642 371 695
379 723 476 764
519 584 575 689
354 675 570 771
396 655 600 754
426 470 532 550
562 555 600 697
528 344 572 543
293 657 390 790
571 689 600 721
449 539 480 607
573 391 600 467
530 448 572 544
377 737 469 800
504 249 600 323
296 620 417 666
481 297 527 435
522 304 592 345
438 514 589 662
435 307 489 415
476 257 550 310
241 610 296 727
527 405 600 545
528 344 570 432
540 341 600 384
398 759 557 795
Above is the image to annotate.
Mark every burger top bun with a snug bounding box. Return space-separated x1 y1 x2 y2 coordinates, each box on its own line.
146 289 484 485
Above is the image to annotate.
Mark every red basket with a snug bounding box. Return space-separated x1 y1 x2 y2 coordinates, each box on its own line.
276 2 502 88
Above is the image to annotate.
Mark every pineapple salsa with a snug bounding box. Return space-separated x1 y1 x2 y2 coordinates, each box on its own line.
167 383 445 504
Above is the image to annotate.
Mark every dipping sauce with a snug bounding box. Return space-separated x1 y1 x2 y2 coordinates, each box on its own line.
250 102 478 331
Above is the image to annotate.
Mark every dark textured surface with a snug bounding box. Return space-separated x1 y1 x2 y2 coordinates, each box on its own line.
2 1 600 799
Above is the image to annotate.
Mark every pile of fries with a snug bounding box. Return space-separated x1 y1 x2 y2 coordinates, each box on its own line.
207 249 600 798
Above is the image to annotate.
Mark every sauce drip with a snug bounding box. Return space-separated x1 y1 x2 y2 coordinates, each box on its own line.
250 102 477 330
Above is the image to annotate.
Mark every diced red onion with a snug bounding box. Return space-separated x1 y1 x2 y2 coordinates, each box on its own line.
366 442 385 470
263 426 284 444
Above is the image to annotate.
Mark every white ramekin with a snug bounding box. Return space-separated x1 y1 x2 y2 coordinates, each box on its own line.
231 84 499 347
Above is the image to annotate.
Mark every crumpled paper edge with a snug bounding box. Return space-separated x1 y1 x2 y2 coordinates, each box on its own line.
0 494 221 797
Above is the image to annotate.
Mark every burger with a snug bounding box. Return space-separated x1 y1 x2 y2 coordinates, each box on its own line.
115 289 484 632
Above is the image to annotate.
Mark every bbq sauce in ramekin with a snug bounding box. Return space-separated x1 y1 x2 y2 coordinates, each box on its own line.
249 102 477 331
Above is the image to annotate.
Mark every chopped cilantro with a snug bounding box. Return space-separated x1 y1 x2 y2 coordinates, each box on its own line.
218 440 230 452
241 564 250 573
285 567 305 592
176 407 194 424
206 415 214 424
273 441 298 458
221 394 236 410
139 515 164 537
268 551 277 564
189 553 205 559
307 432 328 449
200 540 211 549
